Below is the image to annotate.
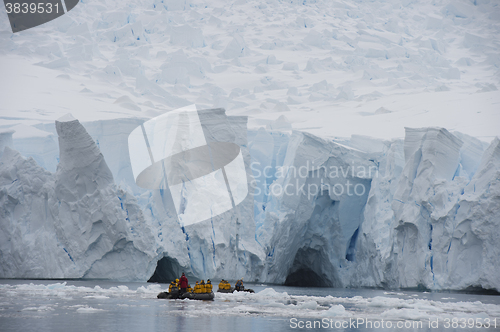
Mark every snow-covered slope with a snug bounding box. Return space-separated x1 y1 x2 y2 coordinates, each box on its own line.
1 0 499 140
0 0 499 291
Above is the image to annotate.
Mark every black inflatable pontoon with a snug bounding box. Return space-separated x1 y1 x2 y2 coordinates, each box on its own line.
217 287 254 293
157 291 214 301
217 287 234 293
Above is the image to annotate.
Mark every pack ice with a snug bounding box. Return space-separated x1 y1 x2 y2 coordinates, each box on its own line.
1 112 499 292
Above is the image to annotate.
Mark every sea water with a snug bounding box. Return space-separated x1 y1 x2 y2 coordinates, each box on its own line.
0 280 499 332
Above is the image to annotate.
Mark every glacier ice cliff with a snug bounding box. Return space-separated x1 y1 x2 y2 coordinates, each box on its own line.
1 113 499 292
0 116 156 280
352 129 500 291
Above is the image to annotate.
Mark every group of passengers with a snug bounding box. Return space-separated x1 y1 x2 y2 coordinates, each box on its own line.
168 273 246 294
168 273 213 294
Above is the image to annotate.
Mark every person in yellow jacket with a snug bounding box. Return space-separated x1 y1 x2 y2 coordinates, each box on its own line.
206 279 213 293
168 281 177 293
193 281 202 294
224 280 231 290
218 279 224 290
200 280 206 293
187 284 193 293
175 278 180 288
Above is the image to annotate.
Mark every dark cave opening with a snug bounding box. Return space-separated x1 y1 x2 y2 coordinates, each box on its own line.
284 267 330 287
148 256 184 284
284 247 336 287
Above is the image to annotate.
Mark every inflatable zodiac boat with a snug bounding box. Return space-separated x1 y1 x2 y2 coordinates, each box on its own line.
157 290 215 301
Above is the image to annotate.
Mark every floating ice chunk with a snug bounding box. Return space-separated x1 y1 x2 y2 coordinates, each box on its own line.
76 306 105 313
296 300 318 310
22 305 55 311
321 304 350 317
413 302 444 313
83 295 110 299
380 308 429 320
254 288 290 300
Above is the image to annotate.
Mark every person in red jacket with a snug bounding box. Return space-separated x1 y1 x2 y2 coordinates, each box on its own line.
179 272 188 294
